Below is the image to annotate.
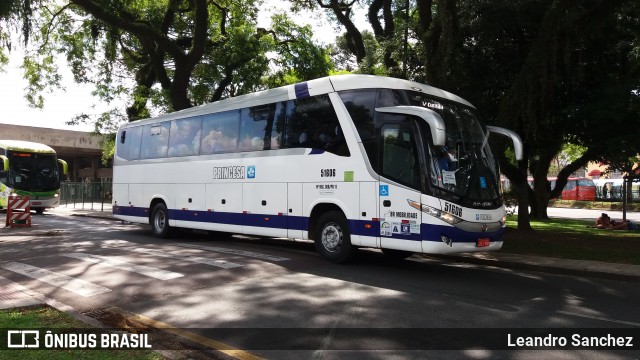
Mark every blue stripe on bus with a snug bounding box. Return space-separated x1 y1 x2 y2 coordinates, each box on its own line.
114 206 147 218
294 83 310 99
114 206 504 243
309 149 325 155
421 223 505 243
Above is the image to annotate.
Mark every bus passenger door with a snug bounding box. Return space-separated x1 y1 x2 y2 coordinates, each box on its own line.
379 183 422 252
378 123 423 253
287 183 303 239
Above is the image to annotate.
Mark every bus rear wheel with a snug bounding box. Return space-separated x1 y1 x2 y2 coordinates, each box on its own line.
151 203 172 238
314 211 355 263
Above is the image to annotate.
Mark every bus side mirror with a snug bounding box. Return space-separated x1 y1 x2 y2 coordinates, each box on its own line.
58 159 68 175
375 106 446 146
486 126 524 161
0 155 7 172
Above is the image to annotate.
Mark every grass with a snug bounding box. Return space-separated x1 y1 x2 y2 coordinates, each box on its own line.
0 306 162 360
502 215 640 264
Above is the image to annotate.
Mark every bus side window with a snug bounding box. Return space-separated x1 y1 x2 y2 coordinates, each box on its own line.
0 158 6 183
168 116 202 157
271 102 286 150
140 122 171 159
285 95 349 156
339 89 376 165
128 126 143 160
0 148 5 183
239 105 278 152
116 129 127 158
201 110 240 154
117 126 143 160
381 123 420 190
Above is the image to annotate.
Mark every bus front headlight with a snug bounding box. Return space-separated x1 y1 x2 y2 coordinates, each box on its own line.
408 200 462 225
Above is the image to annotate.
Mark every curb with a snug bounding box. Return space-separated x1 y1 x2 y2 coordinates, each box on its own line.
430 254 640 283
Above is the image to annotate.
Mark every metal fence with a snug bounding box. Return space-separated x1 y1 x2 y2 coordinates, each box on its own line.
59 181 112 211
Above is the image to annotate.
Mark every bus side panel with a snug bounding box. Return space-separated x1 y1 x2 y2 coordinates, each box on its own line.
112 184 128 207
131 183 170 217
112 183 145 222
287 183 304 239
359 182 379 247
303 182 359 242
171 184 206 228
379 184 423 253
243 183 288 237
205 183 243 233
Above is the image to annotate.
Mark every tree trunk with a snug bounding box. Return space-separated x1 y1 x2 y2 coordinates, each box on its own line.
496 140 533 230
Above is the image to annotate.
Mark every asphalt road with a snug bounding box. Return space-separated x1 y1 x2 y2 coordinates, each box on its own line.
1 212 639 359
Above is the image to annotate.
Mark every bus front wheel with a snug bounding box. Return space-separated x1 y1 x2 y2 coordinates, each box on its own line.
315 211 355 263
151 203 172 238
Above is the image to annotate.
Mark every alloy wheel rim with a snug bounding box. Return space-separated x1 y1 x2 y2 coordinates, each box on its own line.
321 222 343 252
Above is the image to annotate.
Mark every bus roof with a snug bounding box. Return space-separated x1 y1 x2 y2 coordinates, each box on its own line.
0 140 56 154
119 74 475 129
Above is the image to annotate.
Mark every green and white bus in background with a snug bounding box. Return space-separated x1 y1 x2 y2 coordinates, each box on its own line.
0 140 68 214
113 75 523 263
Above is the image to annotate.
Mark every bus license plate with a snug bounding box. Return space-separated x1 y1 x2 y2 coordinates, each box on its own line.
476 238 490 247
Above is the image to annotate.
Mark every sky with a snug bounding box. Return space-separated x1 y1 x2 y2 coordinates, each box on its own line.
0 3 369 133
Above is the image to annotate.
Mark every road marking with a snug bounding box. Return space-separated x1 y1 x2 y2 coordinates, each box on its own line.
177 244 289 262
1 262 111 297
61 253 184 280
558 310 640 327
105 306 264 360
131 248 242 269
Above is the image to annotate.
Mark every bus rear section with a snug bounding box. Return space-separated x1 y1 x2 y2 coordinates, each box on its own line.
112 75 522 263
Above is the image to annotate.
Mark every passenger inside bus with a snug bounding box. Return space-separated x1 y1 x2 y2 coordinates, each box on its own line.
437 146 456 171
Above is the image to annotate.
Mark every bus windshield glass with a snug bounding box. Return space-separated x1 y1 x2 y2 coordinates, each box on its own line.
7 151 60 192
416 94 500 208
381 90 502 208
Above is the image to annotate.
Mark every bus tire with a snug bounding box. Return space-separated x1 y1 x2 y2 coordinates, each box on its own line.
381 248 413 260
151 203 172 238
35 208 45 215
314 211 354 263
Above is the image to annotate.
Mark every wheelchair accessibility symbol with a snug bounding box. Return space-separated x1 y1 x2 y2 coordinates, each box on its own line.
379 185 389 196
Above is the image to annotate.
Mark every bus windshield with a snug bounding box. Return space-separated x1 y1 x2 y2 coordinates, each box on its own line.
7 150 60 192
416 95 500 208
378 90 501 208
342 88 502 209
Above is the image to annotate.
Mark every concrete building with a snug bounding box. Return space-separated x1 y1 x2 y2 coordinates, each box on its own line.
0 123 112 181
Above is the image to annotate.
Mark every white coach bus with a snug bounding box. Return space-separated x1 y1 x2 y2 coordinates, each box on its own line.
113 75 522 263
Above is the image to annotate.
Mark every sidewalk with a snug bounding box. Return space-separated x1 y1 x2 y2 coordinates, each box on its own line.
46 204 640 282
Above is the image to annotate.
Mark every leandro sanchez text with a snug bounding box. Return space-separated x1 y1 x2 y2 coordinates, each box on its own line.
507 333 634 348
